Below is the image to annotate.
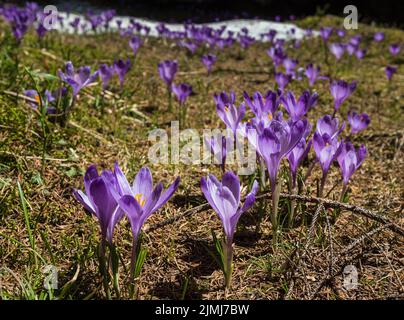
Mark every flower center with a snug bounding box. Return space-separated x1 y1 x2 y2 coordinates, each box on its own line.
225 106 229 112
134 193 146 207
34 95 40 103
267 113 273 121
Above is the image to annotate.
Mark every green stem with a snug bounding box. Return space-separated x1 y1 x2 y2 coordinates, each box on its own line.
271 178 281 245
224 237 233 289
129 236 138 299
99 239 111 300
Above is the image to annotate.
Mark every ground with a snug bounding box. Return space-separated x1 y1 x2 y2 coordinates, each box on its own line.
0 15 403 300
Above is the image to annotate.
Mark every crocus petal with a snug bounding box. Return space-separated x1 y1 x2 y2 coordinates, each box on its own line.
152 176 180 212
132 167 153 199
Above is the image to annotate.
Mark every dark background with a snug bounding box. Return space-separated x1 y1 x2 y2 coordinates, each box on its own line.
6 0 404 26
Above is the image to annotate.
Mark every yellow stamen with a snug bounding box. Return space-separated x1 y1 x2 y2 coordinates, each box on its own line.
225 106 229 112
267 113 273 120
34 95 40 103
134 193 146 207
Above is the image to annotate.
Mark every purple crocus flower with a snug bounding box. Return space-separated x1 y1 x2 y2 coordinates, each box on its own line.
385 65 397 81
355 48 366 60
389 44 401 56
201 54 217 75
349 35 362 47
214 91 236 109
329 43 345 60
346 43 357 56
336 29 346 37
105 163 180 242
347 111 370 135
320 27 333 42
374 32 384 42
98 64 114 90
337 141 367 186
58 61 99 97
275 72 291 91
204 135 229 172
283 58 298 76
158 60 178 88
257 119 309 188
330 80 357 112
201 172 258 288
313 132 341 179
216 99 246 137
316 115 345 140
172 83 192 105
129 36 142 57
243 90 279 119
113 59 131 88
73 165 120 243
281 90 318 121
178 40 198 54
305 64 320 87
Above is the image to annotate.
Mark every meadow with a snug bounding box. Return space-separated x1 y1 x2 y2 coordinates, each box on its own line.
0 3 403 300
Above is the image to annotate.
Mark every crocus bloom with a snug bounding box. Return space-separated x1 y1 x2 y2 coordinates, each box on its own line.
243 90 279 119
305 64 320 87
329 43 345 60
374 32 384 42
330 80 357 111
337 141 367 186
104 163 180 241
158 60 178 88
316 115 345 140
385 65 397 81
98 64 114 90
275 72 291 91
201 172 257 287
201 54 217 75
336 29 346 37
172 83 193 105
73 165 120 243
313 132 341 176
283 58 298 76
214 91 236 110
58 61 99 97
320 27 333 42
179 40 198 54
355 48 366 60
201 172 258 242
346 43 357 56
347 111 370 135
257 119 309 188
23 89 64 115
204 135 229 172
129 36 142 57
281 90 318 121
389 44 401 56
216 100 246 137
114 59 131 88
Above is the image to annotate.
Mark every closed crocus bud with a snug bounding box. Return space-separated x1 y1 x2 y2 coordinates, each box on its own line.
337 141 367 186
389 44 401 56
374 32 384 42
330 80 357 112
385 65 398 81
329 43 345 60
158 60 178 88
172 83 192 105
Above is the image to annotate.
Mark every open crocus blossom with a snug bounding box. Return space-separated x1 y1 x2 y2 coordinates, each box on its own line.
114 59 131 88
337 141 367 189
201 54 217 75
281 90 318 121
214 91 236 110
305 63 320 87
330 80 357 112
320 27 333 42
201 172 258 288
243 90 279 119
204 134 229 172
58 61 99 97
158 60 178 88
73 165 119 244
347 111 370 135
104 163 180 243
